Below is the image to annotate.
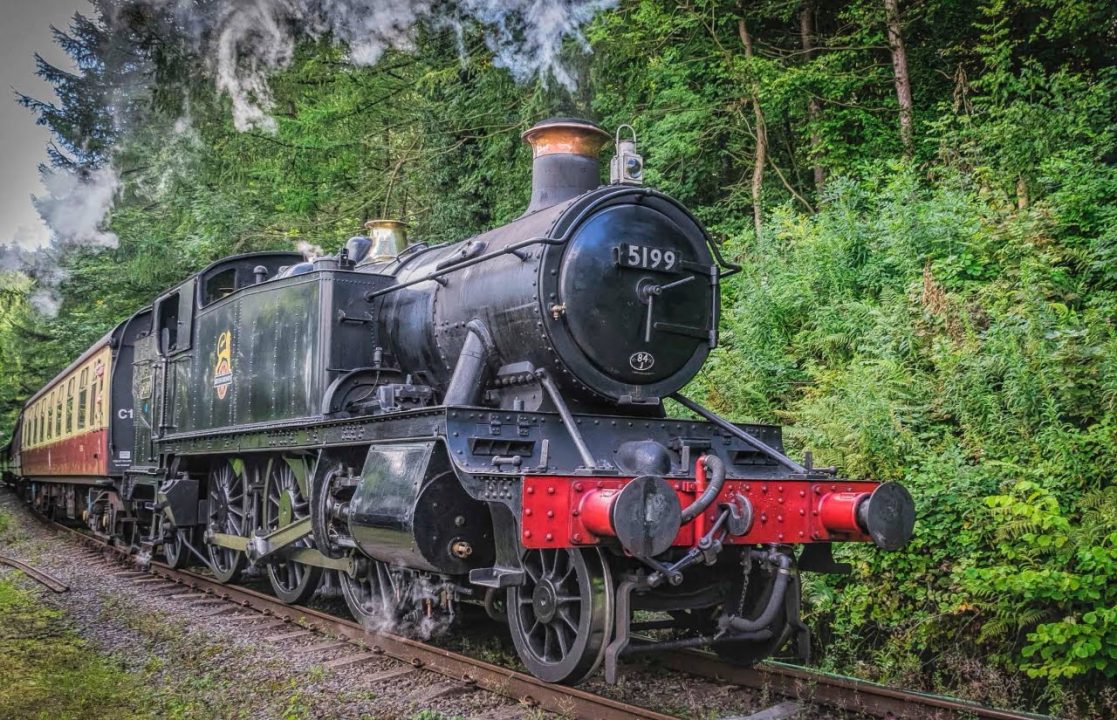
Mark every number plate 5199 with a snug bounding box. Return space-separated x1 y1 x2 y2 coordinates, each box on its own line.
613 243 680 272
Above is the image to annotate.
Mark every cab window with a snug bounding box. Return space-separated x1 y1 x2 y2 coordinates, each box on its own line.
203 268 237 305
155 279 195 355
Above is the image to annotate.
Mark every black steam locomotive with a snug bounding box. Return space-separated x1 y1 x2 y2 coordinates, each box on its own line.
2 118 914 684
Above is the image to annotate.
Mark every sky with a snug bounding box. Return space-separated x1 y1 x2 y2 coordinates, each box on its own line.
1 0 88 252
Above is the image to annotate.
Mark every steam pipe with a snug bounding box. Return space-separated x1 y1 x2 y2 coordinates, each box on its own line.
717 550 794 633
671 392 807 474
443 320 495 406
364 236 565 301
680 454 726 523
536 369 599 469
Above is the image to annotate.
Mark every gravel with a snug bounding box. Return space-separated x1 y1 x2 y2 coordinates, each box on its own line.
0 489 849 720
0 491 535 720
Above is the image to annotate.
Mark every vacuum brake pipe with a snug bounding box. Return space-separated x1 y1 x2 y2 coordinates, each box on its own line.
680 454 725 523
717 549 793 633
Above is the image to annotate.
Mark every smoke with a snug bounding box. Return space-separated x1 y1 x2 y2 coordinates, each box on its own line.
4 0 615 316
458 0 613 89
34 166 121 253
158 0 616 131
296 240 324 260
28 289 62 317
0 166 121 318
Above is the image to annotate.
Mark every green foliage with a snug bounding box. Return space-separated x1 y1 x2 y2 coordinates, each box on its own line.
4 0 1117 713
0 575 148 718
968 482 1117 680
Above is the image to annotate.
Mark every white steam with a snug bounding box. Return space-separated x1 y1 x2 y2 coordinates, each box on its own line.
160 0 616 131
459 0 612 89
35 166 121 252
0 166 121 317
297 240 324 260
4 0 614 317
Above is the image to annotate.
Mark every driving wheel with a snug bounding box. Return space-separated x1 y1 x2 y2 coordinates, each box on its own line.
160 513 189 569
263 458 322 604
206 462 247 583
507 547 613 685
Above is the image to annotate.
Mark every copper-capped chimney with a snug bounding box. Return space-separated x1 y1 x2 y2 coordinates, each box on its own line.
364 219 408 262
521 118 611 214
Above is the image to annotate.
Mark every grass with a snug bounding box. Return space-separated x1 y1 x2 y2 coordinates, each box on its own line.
0 575 151 719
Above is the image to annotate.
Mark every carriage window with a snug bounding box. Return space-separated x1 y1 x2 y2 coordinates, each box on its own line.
92 371 104 428
55 391 63 437
77 368 89 430
203 268 237 305
89 368 98 428
66 378 75 434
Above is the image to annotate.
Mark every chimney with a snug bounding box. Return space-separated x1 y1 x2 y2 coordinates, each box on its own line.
521 118 611 214
364 219 408 262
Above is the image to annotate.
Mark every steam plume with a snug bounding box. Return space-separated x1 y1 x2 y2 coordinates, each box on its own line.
1 166 120 317
3 0 614 316
160 0 616 131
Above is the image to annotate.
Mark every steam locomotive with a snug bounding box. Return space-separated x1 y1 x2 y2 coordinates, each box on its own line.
1 118 914 684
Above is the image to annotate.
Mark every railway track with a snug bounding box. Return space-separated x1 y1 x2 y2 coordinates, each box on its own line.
0 552 69 592
18 505 1054 720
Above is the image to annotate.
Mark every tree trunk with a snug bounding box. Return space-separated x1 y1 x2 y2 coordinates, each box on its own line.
799 1 825 191
738 17 767 239
883 0 914 158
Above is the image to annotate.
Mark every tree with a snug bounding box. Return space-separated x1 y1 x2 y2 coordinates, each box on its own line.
738 14 767 239
799 1 825 190
883 0 914 158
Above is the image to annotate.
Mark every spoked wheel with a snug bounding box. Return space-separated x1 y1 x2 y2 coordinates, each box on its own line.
160 514 189 570
340 556 397 626
263 458 322 604
713 557 790 666
206 462 247 583
507 547 613 685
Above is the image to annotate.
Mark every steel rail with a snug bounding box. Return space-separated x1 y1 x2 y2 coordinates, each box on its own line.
26 505 1054 720
655 652 1055 720
58 525 679 720
0 552 69 593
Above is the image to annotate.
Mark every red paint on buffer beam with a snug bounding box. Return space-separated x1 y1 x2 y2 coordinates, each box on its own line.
521 474 879 550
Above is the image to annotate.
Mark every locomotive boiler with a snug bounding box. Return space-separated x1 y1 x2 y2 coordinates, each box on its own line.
6 118 915 685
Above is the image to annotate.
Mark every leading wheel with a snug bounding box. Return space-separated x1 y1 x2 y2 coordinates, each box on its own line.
507 547 613 685
340 556 398 627
164 527 189 569
206 462 247 583
159 513 190 569
263 458 322 604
